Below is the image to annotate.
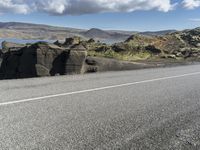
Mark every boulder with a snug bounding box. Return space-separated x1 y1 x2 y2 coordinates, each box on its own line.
63 37 81 47
85 58 97 65
65 44 87 74
83 56 154 73
87 38 95 43
112 43 126 52
53 40 63 47
0 42 87 79
145 45 161 54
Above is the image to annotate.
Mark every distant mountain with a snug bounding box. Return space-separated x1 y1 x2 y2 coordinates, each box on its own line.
0 22 86 41
83 28 115 39
82 28 133 43
0 22 176 44
0 22 84 32
140 30 177 36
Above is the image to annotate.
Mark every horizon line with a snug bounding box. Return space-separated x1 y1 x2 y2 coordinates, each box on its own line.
0 21 199 32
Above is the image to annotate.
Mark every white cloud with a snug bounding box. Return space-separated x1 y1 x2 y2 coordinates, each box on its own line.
182 0 200 9
0 0 177 15
35 0 177 15
0 0 29 14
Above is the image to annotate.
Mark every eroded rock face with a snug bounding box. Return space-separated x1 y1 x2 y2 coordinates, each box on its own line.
0 49 3 59
0 41 87 79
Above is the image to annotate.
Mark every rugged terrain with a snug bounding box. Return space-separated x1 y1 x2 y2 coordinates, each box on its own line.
0 26 199 80
86 27 200 61
0 22 133 42
0 37 152 80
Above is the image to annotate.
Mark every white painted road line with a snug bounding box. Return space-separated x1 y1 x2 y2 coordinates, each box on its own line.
1 71 200 107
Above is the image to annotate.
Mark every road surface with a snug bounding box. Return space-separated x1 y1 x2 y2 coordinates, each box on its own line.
0 64 200 149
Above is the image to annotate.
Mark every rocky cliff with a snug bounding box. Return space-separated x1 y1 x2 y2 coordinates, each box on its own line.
0 40 87 79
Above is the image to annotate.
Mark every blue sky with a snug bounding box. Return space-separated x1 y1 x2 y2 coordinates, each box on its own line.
0 0 200 31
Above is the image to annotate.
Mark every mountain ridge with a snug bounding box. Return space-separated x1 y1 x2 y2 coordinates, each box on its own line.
0 22 179 43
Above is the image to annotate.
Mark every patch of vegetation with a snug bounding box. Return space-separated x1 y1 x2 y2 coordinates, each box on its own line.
88 50 151 61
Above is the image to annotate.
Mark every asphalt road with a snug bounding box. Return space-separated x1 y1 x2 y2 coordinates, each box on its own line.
1 64 200 150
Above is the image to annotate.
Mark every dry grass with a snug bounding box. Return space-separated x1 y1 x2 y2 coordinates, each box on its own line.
88 50 151 61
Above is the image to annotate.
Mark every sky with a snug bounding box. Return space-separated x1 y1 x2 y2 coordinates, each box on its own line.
0 0 199 31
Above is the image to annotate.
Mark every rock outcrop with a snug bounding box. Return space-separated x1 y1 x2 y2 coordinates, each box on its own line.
110 28 200 60
63 37 81 46
83 56 154 73
0 40 87 79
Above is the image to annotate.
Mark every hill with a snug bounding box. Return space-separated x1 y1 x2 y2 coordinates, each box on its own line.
0 22 176 44
140 30 177 36
0 22 85 40
85 27 200 61
83 28 112 39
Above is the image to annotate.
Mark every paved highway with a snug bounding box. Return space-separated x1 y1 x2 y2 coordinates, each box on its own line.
0 64 200 149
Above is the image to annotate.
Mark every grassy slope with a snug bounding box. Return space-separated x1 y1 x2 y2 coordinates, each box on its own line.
86 28 200 62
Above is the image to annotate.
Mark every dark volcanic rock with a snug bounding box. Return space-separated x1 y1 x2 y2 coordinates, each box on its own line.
53 40 62 47
63 37 81 47
0 42 87 79
85 58 97 65
145 45 161 54
112 43 127 52
83 56 154 73
0 49 2 57
87 38 95 43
